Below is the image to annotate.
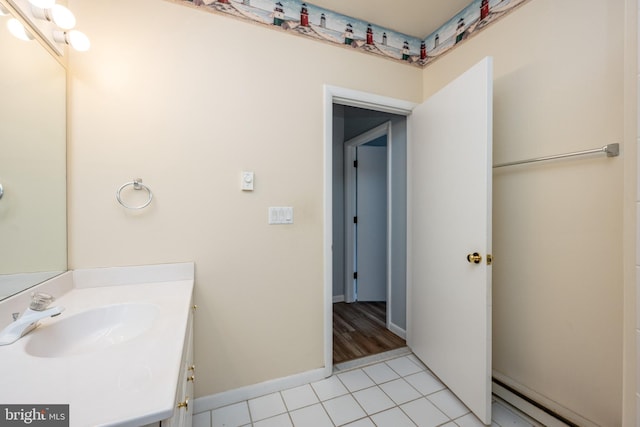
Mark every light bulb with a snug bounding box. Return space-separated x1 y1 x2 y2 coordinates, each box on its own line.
28 0 55 8
53 29 90 51
67 29 89 51
7 18 33 41
50 4 75 29
31 4 76 29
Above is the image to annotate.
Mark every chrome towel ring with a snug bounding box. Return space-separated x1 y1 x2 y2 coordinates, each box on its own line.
116 178 153 210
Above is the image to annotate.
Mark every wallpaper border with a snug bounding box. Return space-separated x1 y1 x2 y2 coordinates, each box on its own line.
167 0 532 68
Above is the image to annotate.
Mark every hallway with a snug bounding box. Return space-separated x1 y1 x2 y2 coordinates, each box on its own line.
333 302 406 364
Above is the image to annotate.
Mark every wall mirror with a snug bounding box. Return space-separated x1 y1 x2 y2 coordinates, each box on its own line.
0 3 67 300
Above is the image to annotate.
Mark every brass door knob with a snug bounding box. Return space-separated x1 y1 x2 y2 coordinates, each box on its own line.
467 252 482 264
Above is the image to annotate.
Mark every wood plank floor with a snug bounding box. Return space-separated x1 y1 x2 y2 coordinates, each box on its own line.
333 301 406 364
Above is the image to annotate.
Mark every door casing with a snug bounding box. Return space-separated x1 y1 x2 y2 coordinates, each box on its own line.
323 85 415 374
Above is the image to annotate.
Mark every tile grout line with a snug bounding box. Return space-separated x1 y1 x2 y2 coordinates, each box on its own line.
358 361 448 426
385 363 452 427
331 370 374 426
334 356 451 426
260 355 450 427
306 385 338 427
207 354 533 427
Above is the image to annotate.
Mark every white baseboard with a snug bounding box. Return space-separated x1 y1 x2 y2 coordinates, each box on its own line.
193 367 329 414
332 295 345 303
388 322 406 339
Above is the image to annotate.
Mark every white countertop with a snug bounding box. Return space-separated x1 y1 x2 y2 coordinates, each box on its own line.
0 263 194 427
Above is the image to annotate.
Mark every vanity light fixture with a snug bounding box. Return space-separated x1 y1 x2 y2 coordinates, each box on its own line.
0 3 10 16
4 0 90 53
31 4 76 30
53 29 89 51
7 18 33 41
27 0 55 9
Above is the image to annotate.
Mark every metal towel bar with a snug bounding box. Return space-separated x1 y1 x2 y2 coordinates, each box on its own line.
493 143 619 169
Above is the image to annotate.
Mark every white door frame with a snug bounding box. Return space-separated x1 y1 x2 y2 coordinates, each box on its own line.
344 121 392 304
323 85 415 374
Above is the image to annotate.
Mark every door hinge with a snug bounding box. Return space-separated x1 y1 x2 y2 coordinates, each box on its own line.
353 160 358 168
353 216 358 224
353 272 358 279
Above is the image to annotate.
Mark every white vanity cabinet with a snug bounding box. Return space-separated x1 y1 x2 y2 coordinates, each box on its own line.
145 308 194 427
124 283 195 427
164 308 195 427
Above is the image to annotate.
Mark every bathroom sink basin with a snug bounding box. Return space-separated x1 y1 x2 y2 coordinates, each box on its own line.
25 303 159 358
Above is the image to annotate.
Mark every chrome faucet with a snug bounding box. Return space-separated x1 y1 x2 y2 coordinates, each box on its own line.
0 292 64 346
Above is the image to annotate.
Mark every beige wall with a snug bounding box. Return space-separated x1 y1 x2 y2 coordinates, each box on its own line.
66 0 421 397
422 1 628 425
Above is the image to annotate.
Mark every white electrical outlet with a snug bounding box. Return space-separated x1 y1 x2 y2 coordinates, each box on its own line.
268 207 293 224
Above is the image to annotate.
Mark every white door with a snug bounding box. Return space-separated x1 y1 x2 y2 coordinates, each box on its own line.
407 57 493 424
355 145 387 301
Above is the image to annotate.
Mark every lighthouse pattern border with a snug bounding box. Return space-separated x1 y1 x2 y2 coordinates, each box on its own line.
175 0 531 67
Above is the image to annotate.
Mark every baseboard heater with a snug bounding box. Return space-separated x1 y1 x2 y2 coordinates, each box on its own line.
492 377 579 427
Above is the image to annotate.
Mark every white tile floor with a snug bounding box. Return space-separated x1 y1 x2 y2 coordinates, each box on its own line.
193 354 542 427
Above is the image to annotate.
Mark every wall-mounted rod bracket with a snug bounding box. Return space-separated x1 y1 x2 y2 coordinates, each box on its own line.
604 143 619 157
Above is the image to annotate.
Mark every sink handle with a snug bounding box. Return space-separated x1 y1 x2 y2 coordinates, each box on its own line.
30 292 55 311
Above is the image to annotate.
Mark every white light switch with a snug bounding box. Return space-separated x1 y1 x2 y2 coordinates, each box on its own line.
241 171 254 191
269 207 294 224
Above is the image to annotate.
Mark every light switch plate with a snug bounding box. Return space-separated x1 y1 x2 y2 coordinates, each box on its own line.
268 207 293 224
